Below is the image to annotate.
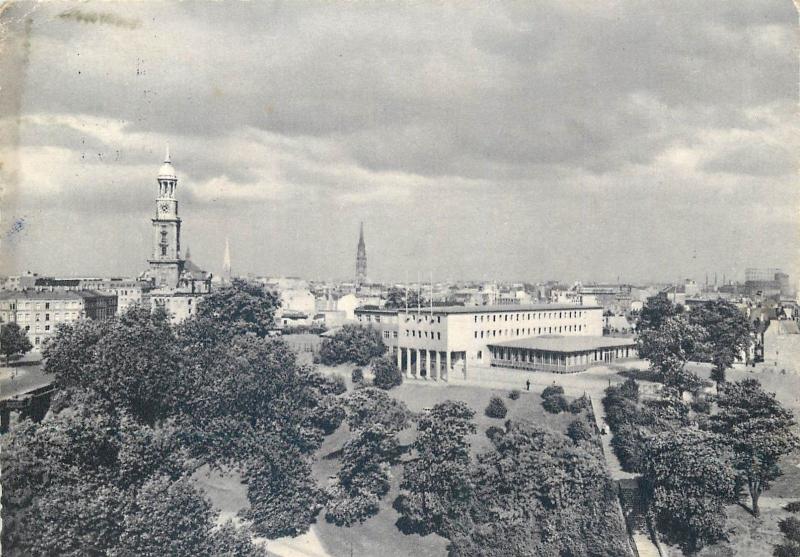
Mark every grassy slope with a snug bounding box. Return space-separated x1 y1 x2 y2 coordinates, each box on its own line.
310 378 585 557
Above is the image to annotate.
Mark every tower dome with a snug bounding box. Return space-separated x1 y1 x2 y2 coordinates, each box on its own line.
158 144 177 179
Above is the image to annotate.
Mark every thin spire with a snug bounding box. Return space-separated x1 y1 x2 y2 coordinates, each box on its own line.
165 143 171 163
185 245 191 260
223 237 232 281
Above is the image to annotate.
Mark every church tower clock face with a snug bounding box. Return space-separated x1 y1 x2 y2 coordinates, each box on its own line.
160 202 170 213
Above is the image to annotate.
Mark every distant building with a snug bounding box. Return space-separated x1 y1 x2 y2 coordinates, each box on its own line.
32 277 152 314
0 289 117 350
355 222 367 287
139 148 212 322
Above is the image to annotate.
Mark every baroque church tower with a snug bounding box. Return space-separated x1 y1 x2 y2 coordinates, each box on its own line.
148 146 185 288
355 221 367 287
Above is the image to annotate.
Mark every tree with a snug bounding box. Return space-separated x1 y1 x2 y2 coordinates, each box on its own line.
318 324 385 366
395 401 476 537
637 293 681 337
384 287 427 310
42 318 104 386
0 322 32 363
344 387 410 434
710 379 800 517
351 367 364 385
688 299 752 387
372 354 403 390
641 428 737 554
636 315 706 397
325 423 399 526
242 444 326 538
450 422 630 556
192 278 279 338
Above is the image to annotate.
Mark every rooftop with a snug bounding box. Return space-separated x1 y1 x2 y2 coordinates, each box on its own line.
398 303 601 315
488 335 636 353
0 289 115 301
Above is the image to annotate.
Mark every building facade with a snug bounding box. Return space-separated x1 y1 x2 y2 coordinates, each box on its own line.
147 146 186 289
357 303 603 381
487 336 637 373
141 149 212 323
0 290 117 349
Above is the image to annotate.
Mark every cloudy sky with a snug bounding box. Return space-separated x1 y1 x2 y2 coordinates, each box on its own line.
1 1 797 284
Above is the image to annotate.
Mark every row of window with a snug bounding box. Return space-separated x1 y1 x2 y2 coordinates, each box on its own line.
474 324 582 339
405 330 443 340
382 331 399 339
473 310 586 324
24 324 51 333
1 301 80 311
12 312 79 322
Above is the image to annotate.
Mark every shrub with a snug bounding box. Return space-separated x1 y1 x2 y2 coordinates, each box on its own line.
508 389 521 400
785 501 800 513
372 356 403 390
541 385 565 399
485 426 505 444
568 395 590 414
542 394 568 414
351 368 364 385
485 396 508 419
690 399 711 414
567 420 595 444
610 423 647 473
780 517 800 543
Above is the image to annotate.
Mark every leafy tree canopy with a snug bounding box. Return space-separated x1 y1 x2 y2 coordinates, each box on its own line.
319 324 385 366
710 379 800 517
0 322 32 362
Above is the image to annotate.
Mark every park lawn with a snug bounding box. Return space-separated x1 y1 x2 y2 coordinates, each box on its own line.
199 372 591 557
309 380 586 556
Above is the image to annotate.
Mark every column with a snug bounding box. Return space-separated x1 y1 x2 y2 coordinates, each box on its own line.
436 351 442 381
429 350 436 380
446 351 451 382
416 349 421 377
405 348 413 375
396 345 402 372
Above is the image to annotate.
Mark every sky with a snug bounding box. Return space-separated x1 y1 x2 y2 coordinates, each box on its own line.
0 1 798 284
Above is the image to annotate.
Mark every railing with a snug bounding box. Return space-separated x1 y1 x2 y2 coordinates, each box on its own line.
489 357 588 374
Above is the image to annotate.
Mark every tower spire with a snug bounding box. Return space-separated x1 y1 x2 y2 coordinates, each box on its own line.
223 237 232 283
165 142 171 163
355 222 367 287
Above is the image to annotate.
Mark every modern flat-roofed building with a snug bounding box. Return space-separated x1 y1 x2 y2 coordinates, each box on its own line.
0 289 117 350
354 307 400 352
487 335 637 373
389 303 603 381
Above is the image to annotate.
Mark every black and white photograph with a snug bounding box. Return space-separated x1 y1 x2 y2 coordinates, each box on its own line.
1 1 799 556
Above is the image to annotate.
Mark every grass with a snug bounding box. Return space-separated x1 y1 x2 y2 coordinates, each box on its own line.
306 377 587 556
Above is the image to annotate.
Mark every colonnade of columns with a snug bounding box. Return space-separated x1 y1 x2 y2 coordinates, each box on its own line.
396 347 456 381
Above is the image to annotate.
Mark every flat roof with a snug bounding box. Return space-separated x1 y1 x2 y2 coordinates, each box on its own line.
399 303 601 315
488 335 636 353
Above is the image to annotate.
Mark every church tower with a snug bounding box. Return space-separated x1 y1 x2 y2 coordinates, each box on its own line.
222 237 232 284
148 146 185 288
355 222 367 287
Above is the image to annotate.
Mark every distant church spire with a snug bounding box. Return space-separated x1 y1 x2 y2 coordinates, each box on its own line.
165 143 171 163
355 222 367 287
185 245 191 260
223 237 232 283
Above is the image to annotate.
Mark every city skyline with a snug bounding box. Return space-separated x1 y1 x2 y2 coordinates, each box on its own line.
1 2 797 283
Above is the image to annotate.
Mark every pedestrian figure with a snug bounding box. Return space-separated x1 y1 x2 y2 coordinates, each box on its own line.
526 379 530 391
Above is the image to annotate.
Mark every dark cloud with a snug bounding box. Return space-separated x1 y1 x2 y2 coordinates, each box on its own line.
3 1 798 281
